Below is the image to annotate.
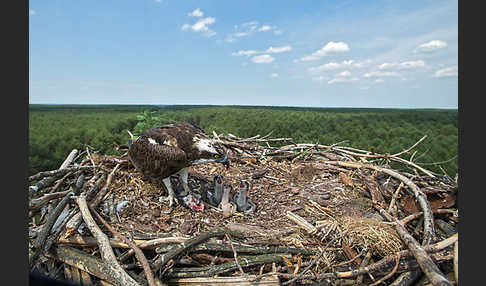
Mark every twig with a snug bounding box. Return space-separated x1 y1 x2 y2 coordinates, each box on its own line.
74 194 140 286
388 182 404 214
90 205 156 286
59 149 78 170
29 191 74 269
225 233 247 277
392 135 427 157
369 253 401 286
323 160 436 245
378 209 452 286
282 231 348 285
152 228 243 272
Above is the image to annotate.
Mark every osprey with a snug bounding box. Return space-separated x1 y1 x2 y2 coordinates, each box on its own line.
234 180 256 214
128 123 230 211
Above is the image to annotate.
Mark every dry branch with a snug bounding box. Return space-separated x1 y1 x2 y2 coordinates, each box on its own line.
323 160 436 245
59 149 79 170
378 209 452 286
152 228 244 272
90 205 156 286
75 194 140 286
30 191 74 269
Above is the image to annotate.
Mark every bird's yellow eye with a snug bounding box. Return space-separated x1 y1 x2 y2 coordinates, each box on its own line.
214 154 219 158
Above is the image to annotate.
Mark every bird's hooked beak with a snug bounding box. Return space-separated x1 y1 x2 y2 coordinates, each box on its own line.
215 152 230 170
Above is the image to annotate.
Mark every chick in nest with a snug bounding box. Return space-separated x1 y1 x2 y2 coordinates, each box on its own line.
234 180 256 214
219 185 236 218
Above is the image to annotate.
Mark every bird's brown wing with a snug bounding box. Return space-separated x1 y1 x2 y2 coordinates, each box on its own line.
128 136 188 179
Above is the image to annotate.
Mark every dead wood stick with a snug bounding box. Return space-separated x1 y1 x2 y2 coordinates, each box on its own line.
59 234 187 250
79 269 92 286
165 254 285 278
167 275 280 286
59 149 79 169
286 211 318 235
48 171 73 194
120 237 190 262
323 160 436 245
392 135 428 157
65 166 118 237
48 245 132 286
156 242 316 256
29 190 71 213
75 194 140 286
389 270 422 286
152 228 243 272
226 233 247 277
369 253 401 286
401 209 458 225
281 231 348 286
378 209 452 286
277 248 453 282
356 251 372 284
90 205 156 286
453 240 458 284
90 164 120 207
29 191 74 269
330 147 436 178
29 166 94 183
86 173 106 200
388 182 405 214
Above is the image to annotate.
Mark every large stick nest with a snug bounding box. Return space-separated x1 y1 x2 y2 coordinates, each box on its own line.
28 131 459 285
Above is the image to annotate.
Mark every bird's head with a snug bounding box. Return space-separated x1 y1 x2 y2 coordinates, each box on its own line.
213 175 224 186
238 180 250 193
193 137 230 170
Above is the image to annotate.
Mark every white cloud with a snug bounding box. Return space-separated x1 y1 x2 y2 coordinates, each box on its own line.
375 79 385 83
398 60 425 69
312 75 330 82
232 46 292 57
258 25 273 32
328 77 359 84
308 60 355 73
270 73 279 78
336 70 351 77
182 16 216 37
364 71 400 78
298 41 350 62
231 50 259 57
434 66 458 78
188 8 204 17
29 9 36 16
181 24 190 31
251 54 275 64
415 40 448 53
379 60 425 70
378 63 396 70
192 17 215 32
226 21 279 43
265 45 292 53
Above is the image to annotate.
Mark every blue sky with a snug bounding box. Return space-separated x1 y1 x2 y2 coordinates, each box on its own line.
29 0 458 108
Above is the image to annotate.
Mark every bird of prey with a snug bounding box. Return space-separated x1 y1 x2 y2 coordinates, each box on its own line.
234 180 256 214
128 123 230 211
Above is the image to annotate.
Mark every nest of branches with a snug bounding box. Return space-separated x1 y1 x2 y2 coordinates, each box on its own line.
28 132 459 286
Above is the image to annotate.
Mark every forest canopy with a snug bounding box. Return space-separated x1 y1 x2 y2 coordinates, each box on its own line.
28 104 458 177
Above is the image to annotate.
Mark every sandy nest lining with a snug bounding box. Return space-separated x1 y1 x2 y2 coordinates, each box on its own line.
91 153 404 258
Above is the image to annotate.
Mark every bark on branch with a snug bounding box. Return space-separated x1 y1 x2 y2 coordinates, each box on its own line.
75 194 140 286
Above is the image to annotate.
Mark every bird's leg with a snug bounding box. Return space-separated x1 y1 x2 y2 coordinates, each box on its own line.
160 177 176 207
176 167 192 197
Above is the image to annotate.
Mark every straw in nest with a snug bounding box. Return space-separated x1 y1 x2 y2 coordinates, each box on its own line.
339 216 404 257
